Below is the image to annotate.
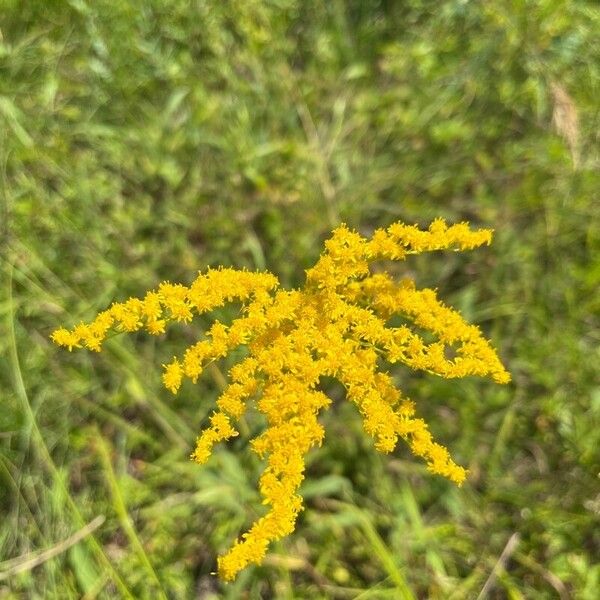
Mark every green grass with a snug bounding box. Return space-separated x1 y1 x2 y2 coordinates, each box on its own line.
1 1 599 598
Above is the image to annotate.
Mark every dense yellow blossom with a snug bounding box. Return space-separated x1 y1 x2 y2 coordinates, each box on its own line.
51 219 510 581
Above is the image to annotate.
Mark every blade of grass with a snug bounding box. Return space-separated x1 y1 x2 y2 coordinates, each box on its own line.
0 516 105 580
81 570 111 600
106 341 194 448
476 532 520 600
514 552 570 600
0 453 49 555
497 570 525 600
95 431 167 599
69 542 103 599
400 483 449 584
488 391 523 475
72 393 161 449
5 262 135 599
331 500 416 600
357 511 416 600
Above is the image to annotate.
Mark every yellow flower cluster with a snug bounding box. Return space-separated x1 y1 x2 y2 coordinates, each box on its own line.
51 218 510 581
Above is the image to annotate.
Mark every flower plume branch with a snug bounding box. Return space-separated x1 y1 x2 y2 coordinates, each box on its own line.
52 218 510 581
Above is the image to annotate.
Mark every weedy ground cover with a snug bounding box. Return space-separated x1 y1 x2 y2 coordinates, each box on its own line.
1 2 599 598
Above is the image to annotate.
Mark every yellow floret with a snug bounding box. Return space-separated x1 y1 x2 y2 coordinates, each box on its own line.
162 359 183 394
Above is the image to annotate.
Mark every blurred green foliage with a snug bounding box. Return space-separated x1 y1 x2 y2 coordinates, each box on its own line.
1 1 599 598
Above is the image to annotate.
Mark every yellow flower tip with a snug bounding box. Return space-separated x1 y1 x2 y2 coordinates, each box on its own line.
183 354 203 383
209 412 238 439
217 553 245 582
170 302 193 322
374 436 397 453
484 229 494 245
142 291 162 320
146 319 166 335
192 429 219 464
493 369 511 384
450 466 468 486
428 217 448 235
50 328 80 351
191 445 211 465
50 328 67 344
162 359 182 394
83 337 103 352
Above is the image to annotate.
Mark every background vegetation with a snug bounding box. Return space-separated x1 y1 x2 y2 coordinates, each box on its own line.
1 1 598 598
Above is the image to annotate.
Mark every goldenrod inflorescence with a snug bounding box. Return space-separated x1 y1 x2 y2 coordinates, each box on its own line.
52 218 510 581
